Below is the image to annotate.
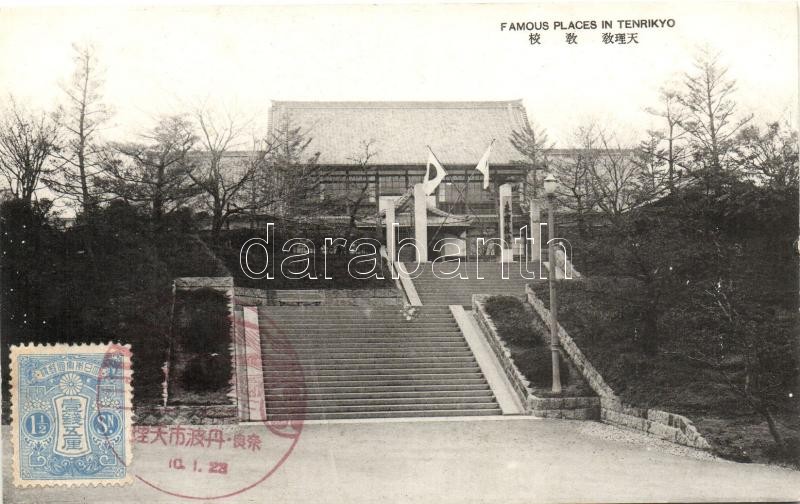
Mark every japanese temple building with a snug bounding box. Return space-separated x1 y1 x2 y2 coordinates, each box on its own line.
266 100 535 258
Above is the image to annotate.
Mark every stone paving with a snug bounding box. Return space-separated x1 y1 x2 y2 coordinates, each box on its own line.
3 418 799 503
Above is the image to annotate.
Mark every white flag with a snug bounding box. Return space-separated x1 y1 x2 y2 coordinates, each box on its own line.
475 141 494 189
422 147 447 195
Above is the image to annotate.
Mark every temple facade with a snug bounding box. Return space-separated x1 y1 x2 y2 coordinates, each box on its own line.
267 100 535 259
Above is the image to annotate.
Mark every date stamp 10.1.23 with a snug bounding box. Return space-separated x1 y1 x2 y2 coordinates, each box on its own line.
10 343 133 487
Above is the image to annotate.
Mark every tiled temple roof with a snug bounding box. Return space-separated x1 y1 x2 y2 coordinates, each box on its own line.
268 100 531 166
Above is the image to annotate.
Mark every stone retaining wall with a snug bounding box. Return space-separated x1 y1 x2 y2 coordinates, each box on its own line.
135 404 238 425
233 287 401 306
525 285 711 450
472 295 599 420
174 276 234 291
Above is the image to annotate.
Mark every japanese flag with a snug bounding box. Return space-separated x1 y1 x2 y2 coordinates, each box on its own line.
475 140 494 190
422 147 448 195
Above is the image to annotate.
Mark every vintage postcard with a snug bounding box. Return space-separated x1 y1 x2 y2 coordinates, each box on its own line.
9 343 133 488
0 1 798 503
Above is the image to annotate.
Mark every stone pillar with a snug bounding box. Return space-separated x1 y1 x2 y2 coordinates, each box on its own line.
385 199 396 264
413 183 428 262
243 306 267 422
499 183 513 263
232 309 249 421
529 199 542 262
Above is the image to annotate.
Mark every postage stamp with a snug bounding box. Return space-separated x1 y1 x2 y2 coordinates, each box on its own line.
10 343 133 487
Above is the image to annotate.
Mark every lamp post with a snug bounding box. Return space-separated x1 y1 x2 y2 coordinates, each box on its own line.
543 173 562 394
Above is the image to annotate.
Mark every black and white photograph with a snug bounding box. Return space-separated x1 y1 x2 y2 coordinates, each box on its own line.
0 1 798 502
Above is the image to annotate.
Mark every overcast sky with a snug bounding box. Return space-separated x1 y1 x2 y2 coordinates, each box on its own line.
0 2 797 147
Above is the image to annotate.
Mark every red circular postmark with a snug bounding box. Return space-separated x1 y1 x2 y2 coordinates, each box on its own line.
95 293 306 500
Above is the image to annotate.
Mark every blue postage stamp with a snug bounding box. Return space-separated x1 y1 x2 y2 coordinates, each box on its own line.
11 343 133 487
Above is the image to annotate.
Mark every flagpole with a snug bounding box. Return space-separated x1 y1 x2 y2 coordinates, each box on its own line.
428 139 493 249
429 169 473 246
426 145 447 171
426 145 450 245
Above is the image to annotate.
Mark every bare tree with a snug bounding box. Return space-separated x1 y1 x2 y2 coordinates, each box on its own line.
0 97 60 203
239 138 274 228
99 115 198 221
48 43 111 213
679 48 752 192
551 124 599 239
188 106 253 239
588 129 642 220
646 87 689 192
339 139 377 241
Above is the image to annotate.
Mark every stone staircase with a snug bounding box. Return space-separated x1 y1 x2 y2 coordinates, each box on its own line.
405 261 546 307
258 305 502 420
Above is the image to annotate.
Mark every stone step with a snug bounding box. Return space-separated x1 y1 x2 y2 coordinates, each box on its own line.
264 327 463 333
260 318 458 325
268 394 496 407
285 378 491 389
259 307 452 313
268 343 466 351
264 330 463 344
259 305 451 310
281 383 491 394
266 360 477 371
263 327 463 333
418 288 530 291
412 283 531 288
269 349 474 357
286 355 477 364
263 342 469 351
268 389 494 400
266 373 486 385
261 319 457 325
269 356 478 366
266 401 499 414
413 288 529 293
260 314 456 320
267 408 501 421
261 320 459 326
264 342 467 350
407 266 532 269
264 366 482 378
270 352 473 360
262 337 466 345
412 276 534 280
260 313 451 318
256 297 500 420
265 335 465 342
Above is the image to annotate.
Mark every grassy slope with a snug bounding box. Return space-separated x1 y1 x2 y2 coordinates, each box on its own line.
483 296 593 398
530 241 800 467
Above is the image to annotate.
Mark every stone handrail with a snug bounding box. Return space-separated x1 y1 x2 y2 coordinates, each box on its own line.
525 284 711 449
472 294 600 419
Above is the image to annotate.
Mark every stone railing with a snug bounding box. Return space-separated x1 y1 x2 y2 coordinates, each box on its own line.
380 246 416 307
472 295 600 420
525 285 711 450
395 265 422 306
473 295 533 406
554 248 581 279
